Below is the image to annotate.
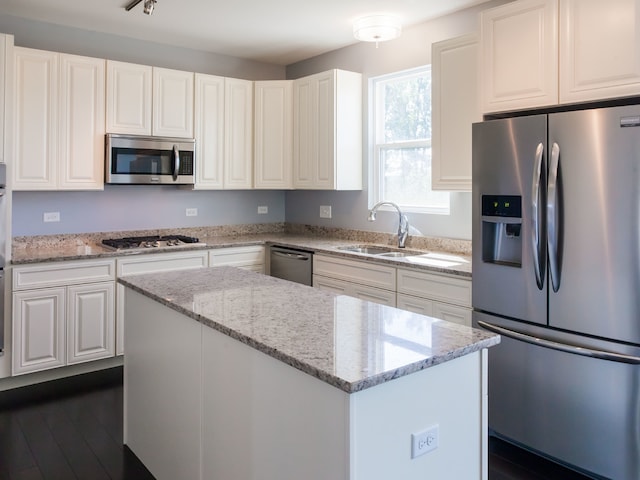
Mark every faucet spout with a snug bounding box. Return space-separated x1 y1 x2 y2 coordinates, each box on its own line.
367 201 410 248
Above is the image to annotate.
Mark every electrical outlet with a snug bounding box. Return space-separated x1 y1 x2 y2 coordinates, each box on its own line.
258 206 268 214
186 208 198 217
411 425 439 459
43 212 60 223
319 205 332 218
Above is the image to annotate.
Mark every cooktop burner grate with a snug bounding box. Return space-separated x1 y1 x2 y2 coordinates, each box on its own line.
101 235 201 250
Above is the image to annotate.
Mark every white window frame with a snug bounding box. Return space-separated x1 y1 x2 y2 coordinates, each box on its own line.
369 66 450 215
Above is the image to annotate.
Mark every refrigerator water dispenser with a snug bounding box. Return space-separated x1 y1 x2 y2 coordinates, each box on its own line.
481 195 522 267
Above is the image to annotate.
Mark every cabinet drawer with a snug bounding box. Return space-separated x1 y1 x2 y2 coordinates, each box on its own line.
313 274 396 307
117 251 208 276
209 246 264 267
313 255 396 291
13 259 116 290
397 269 471 307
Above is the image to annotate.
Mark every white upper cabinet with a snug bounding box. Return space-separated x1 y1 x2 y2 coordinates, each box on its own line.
58 54 105 189
106 60 152 135
481 0 640 113
224 77 253 189
106 60 193 138
559 0 640 103
480 0 559 113
254 80 292 189
14 47 105 190
152 67 194 138
293 69 362 190
194 73 225 189
431 34 479 191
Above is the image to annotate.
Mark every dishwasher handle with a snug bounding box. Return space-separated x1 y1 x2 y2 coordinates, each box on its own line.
271 251 310 261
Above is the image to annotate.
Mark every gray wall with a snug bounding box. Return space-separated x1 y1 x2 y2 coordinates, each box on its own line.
12 188 285 236
285 0 509 241
0 14 285 80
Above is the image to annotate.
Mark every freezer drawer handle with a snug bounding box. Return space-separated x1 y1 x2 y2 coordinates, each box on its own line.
477 320 640 365
271 251 309 261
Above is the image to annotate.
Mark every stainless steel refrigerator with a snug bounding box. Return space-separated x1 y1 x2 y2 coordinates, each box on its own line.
472 104 640 480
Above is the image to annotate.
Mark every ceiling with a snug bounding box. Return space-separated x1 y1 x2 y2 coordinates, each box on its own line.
0 0 491 66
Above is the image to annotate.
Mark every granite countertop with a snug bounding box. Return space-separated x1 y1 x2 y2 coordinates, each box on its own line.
119 266 498 393
11 231 472 277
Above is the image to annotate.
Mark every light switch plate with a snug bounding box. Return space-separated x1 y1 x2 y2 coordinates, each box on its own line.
43 212 60 222
319 205 332 218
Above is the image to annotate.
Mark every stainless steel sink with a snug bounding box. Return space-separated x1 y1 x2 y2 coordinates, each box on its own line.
337 245 425 257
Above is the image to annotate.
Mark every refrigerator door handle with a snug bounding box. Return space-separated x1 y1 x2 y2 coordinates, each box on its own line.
531 142 545 290
547 142 561 292
477 320 640 364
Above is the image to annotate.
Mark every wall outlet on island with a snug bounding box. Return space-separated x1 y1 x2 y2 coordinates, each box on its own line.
186 208 198 217
319 205 332 218
43 212 60 223
258 206 268 214
411 424 439 459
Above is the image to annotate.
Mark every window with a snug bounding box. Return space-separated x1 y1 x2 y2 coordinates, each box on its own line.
370 66 450 214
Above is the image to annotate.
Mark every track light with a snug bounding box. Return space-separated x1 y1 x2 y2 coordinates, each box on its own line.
124 0 157 15
143 0 156 15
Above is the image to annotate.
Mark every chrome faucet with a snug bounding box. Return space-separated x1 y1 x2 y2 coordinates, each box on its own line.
368 201 409 248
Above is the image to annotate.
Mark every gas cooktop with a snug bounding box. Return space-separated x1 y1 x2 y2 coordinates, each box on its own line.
101 235 202 251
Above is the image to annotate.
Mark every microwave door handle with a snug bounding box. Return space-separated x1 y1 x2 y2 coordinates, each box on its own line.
531 142 545 290
172 145 180 181
547 142 561 292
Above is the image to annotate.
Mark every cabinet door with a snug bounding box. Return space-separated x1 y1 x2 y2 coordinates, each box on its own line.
254 80 292 189
194 73 224 189
313 274 349 295
0 34 13 164
12 287 66 375
67 282 115 364
292 75 315 188
14 47 58 190
153 67 194 138
314 71 335 189
59 54 105 190
480 0 558 113
350 283 396 307
106 60 152 135
432 34 479 191
224 78 253 189
560 0 640 103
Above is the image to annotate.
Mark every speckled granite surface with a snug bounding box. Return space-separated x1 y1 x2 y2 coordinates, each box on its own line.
119 266 498 393
12 223 472 277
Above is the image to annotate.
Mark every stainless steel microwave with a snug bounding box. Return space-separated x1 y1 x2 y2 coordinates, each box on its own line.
105 134 195 185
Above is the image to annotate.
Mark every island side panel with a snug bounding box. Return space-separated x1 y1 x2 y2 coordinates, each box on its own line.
349 350 483 480
124 288 202 480
202 325 351 480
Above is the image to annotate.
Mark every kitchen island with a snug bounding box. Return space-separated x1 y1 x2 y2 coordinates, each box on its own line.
120 267 499 480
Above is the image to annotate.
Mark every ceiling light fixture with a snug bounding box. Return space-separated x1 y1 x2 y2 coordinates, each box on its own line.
124 0 157 15
353 15 402 47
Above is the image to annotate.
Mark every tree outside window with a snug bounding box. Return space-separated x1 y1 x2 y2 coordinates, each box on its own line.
371 66 450 213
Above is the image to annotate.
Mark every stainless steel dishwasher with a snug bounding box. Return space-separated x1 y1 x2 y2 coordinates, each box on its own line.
269 246 313 286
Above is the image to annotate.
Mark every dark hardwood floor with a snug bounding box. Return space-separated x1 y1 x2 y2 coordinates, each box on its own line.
0 367 595 480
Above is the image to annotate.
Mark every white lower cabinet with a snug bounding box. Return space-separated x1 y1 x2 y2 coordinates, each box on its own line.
396 268 472 327
313 255 472 326
209 245 265 273
313 255 396 307
12 259 116 376
116 250 209 355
